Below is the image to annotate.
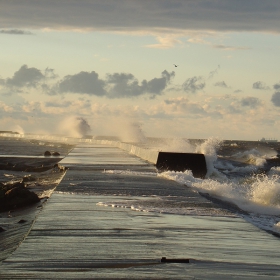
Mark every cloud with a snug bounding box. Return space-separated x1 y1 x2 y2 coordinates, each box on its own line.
273 83 280 90
1 1 280 33
182 76 205 93
253 81 270 90
0 101 14 112
271 92 280 107
58 71 106 96
58 70 174 98
164 98 207 116
240 97 262 108
212 45 251 51
214 81 229 88
5 65 44 88
45 101 72 108
208 65 220 79
145 36 183 49
0 29 33 35
1 65 175 98
234 89 243 93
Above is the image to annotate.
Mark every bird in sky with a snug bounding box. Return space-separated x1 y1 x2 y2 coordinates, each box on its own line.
174 64 179 67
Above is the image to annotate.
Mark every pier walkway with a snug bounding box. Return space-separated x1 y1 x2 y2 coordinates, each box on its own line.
1 143 280 279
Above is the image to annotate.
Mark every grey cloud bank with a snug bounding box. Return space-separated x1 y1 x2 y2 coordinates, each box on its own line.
58 70 174 98
1 1 280 33
1 65 174 98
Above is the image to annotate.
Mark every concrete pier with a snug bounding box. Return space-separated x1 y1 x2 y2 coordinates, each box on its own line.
1 143 280 279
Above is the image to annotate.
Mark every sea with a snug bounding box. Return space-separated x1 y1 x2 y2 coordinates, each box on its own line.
100 136 280 238
10 133 279 238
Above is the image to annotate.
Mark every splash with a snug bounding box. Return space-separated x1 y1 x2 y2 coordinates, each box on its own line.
12 125 25 135
58 116 91 138
160 168 280 216
250 174 280 208
156 138 195 153
195 137 222 177
118 121 147 143
233 149 267 167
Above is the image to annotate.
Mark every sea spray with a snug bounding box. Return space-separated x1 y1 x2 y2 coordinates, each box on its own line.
12 125 25 135
195 137 222 177
118 121 147 143
232 149 267 167
159 166 280 216
157 138 195 153
250 174 280 208
58 116 91 138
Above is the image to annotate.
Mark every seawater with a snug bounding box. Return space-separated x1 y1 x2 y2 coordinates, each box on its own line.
2 133 280 237
93 137 280 237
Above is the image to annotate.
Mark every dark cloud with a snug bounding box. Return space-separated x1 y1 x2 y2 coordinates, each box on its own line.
0 29 33 35
1 1 280 33
234 89 243 93
271 92 280 107
252 81 270 90
106 73 142 97
59 70 174 98
144 70 175 94
45 101 72 108
182 76 205 93
273 83 280 90
58 71 106 96
1 65 174 98
241 97 262 108
214 81 229 88
208 65 220 79
44 68 58 79
6 65 44 87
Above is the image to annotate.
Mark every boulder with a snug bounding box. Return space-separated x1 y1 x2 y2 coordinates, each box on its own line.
44 151 51 156
0 181 40 212
53 163 68 173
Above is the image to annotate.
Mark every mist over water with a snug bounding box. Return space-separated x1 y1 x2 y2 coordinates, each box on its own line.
116 120 147 143
12 125 25 135
58 116 91 138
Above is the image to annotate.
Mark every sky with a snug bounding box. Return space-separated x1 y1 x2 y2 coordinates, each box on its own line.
1 0 280 140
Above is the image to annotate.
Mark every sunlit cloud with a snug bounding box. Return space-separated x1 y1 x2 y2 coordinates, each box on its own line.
145 35 183 49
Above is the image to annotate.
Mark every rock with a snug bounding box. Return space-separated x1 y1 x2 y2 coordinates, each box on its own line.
53 163 68 173
18 219 27 224
0 227 6 232
52 151 60 156
0 181 40 212
44 151 51 156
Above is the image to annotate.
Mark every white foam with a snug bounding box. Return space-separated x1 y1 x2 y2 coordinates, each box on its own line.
96 199 235 217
